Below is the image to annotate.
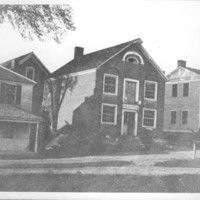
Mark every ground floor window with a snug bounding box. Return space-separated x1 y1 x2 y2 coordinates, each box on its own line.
171 111 176 124
182 111 188 124
101 103 117 124
142 108 156 128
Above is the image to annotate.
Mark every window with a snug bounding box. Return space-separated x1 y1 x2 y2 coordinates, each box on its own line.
125 56 139 64
103 74 118 95
172 84 178 97
142 109 156 128
171 111 176 124
183 83 189 97
144 81 157 100
0 83 21 105
26 67 35 80
101 104 117 124
0 83 16 104
182 111 188 124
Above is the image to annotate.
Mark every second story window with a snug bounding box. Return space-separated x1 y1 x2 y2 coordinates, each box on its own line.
0 83 16 104
172 84 178 97
26 67 35 81
103 74 118 95
144 81 157 100
183 83 189 97
0 83 21 105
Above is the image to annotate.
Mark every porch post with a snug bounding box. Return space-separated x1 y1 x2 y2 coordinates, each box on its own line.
34 123 39 152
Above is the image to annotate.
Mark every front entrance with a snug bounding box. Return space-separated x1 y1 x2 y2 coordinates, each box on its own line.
121 110 138 136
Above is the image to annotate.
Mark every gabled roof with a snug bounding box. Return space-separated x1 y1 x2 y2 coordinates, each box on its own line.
167 66 200 79
0 104 41 122
0 65 36 85
51 38 167 81
1 52 50 75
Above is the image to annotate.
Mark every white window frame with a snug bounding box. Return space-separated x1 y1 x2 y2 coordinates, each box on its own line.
26 67 35 81
123 78 139 103
144 80 157 101
142 108 157 129
101 103 117 125
103 74 118 95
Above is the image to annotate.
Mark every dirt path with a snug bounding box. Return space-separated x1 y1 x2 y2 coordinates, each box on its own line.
0 151 199 176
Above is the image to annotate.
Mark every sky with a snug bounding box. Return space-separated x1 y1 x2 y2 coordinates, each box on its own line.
0 0 200 74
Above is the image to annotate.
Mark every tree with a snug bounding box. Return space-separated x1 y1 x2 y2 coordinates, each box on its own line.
0 4 75 43
46 75 77 133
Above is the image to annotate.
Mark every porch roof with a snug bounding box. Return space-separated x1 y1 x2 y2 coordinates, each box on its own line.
0 104 41 123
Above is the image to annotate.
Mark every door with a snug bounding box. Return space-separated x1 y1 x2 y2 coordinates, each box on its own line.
123 79 139 104
122 111 137 136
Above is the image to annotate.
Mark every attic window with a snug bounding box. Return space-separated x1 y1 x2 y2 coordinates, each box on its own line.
26 67 35 80
126 56 139 64
123 51 144 65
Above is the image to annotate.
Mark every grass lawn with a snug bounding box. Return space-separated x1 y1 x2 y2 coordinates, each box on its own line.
0 173 199 192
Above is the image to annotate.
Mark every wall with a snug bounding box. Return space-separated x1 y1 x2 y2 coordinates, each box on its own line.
58 71 96 129
164 80 200 132
0 122 30 151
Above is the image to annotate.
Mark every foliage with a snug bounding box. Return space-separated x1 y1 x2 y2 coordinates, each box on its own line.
46 75 77 132
0 4 75 43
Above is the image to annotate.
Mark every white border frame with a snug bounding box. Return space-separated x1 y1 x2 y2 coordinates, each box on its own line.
121 109 138 136
144 80 157 101
26 66 35 81
142 108 157 129
103 74 118 95
101 103 117 125
123 78 139 103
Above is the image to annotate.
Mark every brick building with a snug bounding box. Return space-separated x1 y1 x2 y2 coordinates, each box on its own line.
50 38 167 141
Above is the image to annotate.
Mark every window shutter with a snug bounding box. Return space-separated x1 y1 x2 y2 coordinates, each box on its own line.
16 85 22 105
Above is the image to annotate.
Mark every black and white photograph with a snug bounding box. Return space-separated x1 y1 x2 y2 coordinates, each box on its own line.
0 0 200 199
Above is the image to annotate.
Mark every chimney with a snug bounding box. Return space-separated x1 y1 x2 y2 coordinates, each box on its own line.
74 47 84 59
177 60 186 68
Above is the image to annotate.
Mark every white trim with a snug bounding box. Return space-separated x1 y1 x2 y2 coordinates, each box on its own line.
144 80 157 101
121 109 138 136
166 78 200 84
101 103 117 125
123 78 139 103
122 51 144 64
142 108 157 129
26 66 35 81
0 65 36 84
103 74 118 95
